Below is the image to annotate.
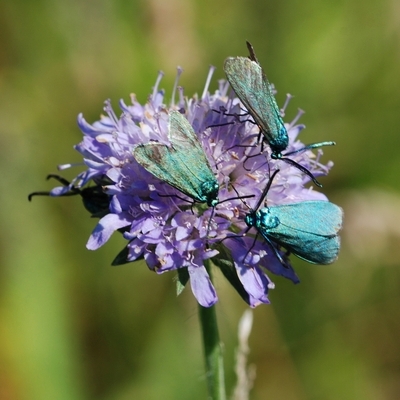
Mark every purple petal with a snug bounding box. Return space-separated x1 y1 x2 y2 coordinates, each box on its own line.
234 263 270 306
87 213 131 250
188 264 218 307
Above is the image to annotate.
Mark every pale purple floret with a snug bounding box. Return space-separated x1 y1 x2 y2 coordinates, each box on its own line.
51 67 333 307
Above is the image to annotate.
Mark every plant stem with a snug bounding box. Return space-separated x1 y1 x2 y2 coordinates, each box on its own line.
198 262 226 400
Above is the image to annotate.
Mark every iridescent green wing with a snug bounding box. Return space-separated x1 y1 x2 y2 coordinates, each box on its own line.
224 55 288 153
261 201 343 264
133 111 218 205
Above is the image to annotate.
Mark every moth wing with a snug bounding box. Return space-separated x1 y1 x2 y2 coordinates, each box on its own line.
275 202 343 236
224 57 284 144
133 111 216 202
168 111 215 178
167 111 217 195
133 143 190 194
264 201 343 264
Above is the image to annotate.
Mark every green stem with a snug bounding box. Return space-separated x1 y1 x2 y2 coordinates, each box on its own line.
198 262 226 400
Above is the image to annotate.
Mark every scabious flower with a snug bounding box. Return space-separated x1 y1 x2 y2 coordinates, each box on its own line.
45 66 333 307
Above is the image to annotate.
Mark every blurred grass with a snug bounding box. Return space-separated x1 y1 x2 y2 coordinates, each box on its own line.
1 0 400 399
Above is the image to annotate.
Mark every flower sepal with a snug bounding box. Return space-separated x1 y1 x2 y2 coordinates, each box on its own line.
212 243 252 305
176 267 190 296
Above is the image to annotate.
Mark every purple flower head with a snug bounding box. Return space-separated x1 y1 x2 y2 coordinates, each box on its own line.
45 66 334 308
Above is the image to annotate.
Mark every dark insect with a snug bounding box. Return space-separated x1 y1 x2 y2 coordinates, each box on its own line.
28 174 111 218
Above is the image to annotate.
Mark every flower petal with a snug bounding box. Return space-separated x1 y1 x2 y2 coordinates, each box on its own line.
87 213 131 250
188 264 218 307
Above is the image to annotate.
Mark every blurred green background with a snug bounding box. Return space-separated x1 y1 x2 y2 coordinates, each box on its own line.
1 0 400 399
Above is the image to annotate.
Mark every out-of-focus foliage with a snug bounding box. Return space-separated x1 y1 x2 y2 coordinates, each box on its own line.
1 0 399 399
